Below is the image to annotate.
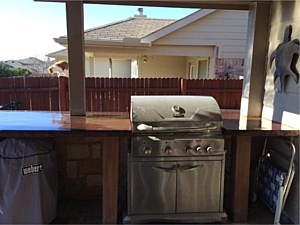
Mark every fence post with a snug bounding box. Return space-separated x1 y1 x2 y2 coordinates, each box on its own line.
58 77 68 111
180 78 187 95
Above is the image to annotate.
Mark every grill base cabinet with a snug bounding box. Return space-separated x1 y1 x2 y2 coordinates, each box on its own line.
125 137 227 224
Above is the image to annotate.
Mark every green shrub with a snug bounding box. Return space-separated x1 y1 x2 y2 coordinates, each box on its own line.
0 63 31 77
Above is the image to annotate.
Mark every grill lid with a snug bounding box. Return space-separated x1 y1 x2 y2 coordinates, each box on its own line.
131 95 223 133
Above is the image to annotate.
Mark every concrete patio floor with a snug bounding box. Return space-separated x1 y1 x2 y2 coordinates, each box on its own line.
50 198 289 224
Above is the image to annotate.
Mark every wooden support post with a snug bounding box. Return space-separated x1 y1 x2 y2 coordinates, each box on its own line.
181 78 187 95
66 1 86 115
240 2 271 117
102 137 120 224
58 77 68 111
230 136 252 222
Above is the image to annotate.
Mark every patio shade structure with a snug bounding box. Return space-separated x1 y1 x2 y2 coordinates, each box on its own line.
34 0 271 119
29 1 300 224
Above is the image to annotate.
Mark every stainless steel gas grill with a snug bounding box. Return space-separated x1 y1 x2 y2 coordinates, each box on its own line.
124 95 227 224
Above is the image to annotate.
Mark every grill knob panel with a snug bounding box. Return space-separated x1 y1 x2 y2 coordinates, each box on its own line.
143 147 152 155
165 147 173 155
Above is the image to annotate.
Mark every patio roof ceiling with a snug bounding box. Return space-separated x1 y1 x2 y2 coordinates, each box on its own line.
34 0 260 10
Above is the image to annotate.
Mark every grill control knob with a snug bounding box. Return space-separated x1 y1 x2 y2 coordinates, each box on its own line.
143 147 152 155
185 146 194 154
195 146 202 153
165 147 173 155
206 146 213 153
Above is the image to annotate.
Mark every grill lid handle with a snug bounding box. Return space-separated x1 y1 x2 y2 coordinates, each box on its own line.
171 105 185 117
136 123 218 131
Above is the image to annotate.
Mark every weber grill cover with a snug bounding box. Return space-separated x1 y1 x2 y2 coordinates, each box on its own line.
0 138 57 224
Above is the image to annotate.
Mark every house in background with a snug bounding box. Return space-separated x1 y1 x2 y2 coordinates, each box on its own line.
0 57 53 75
48 8 248 79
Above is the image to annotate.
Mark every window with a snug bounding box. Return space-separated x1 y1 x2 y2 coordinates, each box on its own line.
197 59 209 79
189 63 195 79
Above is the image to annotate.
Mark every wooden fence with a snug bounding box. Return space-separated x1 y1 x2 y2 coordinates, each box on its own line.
0 77 243 112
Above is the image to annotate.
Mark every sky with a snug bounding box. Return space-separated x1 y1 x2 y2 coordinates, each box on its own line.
0 0 198 61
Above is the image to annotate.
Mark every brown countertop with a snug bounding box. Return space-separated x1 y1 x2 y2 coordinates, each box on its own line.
0 111 131 137
221 109 299 136
0 110 299 137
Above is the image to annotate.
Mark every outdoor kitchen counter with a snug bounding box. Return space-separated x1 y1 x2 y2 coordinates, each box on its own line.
221 109 299 223
0 110 299 224
0 110 131 224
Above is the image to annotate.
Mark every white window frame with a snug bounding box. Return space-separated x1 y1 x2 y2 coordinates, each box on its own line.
197 58 209 79
189 63 196 79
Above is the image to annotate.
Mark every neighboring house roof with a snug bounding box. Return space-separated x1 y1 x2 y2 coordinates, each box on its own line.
47 48 96 59
0 57 53 74
55 16 176 46
0 62 13 70
54 9 218 47
47 49 68 58
84 17 176 41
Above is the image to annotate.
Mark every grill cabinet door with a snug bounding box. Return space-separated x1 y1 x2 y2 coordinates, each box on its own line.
176 160 222 212
130 161 176 214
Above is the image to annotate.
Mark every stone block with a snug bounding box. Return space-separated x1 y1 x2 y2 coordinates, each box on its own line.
66 161 77 179
79 159 101 174
86 174 102 187
67 144 90 159
90 143 101 158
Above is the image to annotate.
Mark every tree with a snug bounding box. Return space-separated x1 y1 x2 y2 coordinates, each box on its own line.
0 63 31 77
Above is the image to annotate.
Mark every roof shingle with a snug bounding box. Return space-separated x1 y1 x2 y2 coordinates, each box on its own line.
83 17 176 41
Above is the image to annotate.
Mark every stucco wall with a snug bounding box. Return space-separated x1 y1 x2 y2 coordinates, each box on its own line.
138 56 187 78
263 1 300 223
262 0 300 129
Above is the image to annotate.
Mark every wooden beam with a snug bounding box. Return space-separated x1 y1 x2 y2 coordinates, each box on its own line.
34 0 254 10
66 1 86 115
85 1 252 10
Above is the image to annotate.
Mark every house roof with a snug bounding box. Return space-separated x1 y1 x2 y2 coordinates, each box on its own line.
47 48 93 59
47 49 68 58
142 9 215 43
55 17 176 46
84 17 176 41
54 9 218 47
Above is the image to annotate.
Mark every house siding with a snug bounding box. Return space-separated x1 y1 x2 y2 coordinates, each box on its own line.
153 10 248 79
153 10 248 58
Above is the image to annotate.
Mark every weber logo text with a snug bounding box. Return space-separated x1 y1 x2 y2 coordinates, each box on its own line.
22 164 43 176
